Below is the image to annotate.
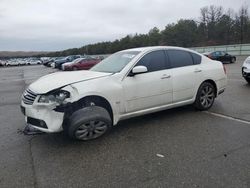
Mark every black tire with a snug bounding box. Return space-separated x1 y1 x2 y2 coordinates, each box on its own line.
230 57 236 63
67 106 112 141
73 67 78 71
245 77 250 84
194 82 216 111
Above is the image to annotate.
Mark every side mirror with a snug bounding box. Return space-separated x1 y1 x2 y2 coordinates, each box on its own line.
129 66 148 76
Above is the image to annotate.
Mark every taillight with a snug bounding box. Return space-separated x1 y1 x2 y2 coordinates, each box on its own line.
223 65 227 74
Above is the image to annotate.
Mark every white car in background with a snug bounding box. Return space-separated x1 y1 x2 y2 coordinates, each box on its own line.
50 62 56 68
0 60 5 66
21 46 227 141
5 60 26 66
242 56 250 84
25 59 42 65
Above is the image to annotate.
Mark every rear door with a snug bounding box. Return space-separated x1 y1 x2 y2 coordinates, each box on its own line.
221 51 231 62
166 50 203 103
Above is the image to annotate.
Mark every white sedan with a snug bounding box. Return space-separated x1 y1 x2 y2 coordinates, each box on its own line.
242 56 250 84
21 46 227 140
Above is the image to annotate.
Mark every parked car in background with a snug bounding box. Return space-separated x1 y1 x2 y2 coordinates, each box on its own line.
242 56 250 84
43 57 56 67
26 58 42 65
62 58 84 70
54 55 82 69
63 57 101 71
50 62 56 68
0 60 4 67
21 46 227 141
5 60 26 66
204 51 236 63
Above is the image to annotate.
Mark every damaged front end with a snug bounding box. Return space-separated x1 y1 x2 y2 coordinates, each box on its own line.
21 85 79 133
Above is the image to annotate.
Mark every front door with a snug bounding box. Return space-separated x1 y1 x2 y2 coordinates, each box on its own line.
122 50 173 113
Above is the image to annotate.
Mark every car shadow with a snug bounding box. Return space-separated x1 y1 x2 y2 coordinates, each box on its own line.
111 105 195 134
29 105 198 147
243 83 250 88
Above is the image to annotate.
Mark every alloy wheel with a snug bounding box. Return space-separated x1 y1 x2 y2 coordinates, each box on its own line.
200 85 215 108
75 120 108 140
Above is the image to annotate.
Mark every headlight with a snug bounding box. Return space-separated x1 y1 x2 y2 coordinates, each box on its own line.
38 90 70 104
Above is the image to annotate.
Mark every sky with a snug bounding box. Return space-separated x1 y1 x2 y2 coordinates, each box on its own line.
0 0 249 51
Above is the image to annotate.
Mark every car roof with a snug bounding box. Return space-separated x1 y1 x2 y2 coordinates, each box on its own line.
122 46 200 54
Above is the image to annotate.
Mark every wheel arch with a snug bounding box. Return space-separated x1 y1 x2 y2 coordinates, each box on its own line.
200 79 218 97
81 95 113 121
65 95 114 124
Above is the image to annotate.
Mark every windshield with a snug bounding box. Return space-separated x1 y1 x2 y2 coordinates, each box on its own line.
91 51 140 73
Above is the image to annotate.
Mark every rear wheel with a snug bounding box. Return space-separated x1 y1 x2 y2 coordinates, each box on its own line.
230 57 236 63
194 82 216 110
67 106 112 141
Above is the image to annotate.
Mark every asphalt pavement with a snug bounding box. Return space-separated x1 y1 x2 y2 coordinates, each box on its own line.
0 57 250 188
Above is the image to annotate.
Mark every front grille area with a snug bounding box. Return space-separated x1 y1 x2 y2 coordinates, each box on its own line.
27 117 48 129
22 88 37 105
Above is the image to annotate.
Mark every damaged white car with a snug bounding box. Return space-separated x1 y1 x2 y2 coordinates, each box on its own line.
21 46 227 141
242 56 250 84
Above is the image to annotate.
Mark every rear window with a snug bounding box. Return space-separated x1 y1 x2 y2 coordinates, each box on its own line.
190 53 201 65
167 50 194 68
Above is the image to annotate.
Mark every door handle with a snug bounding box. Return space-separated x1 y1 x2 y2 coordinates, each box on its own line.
194 69 202 73
161 74 171 79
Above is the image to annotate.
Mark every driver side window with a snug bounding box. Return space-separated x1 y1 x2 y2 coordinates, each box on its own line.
214 52 220 56
136 50 167 72
221 51 226 56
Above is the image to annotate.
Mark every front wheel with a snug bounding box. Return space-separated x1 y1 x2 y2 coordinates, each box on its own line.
194 82 216 110
67 106 112 141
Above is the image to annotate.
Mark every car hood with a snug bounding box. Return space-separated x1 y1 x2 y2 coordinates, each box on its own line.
29 71 112 94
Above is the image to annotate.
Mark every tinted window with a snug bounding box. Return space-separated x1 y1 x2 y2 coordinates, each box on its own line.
214 51 221 56
80 60 87 63
220 51 226 56
167 50 194 68
136 50 167 72
190 52 202 65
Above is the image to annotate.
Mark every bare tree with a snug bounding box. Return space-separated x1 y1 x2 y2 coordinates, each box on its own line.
237 6 249 43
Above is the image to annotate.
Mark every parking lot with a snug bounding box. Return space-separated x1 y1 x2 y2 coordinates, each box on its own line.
0 56 250 188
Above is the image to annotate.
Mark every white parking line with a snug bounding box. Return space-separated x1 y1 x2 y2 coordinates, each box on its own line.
204 111 250 125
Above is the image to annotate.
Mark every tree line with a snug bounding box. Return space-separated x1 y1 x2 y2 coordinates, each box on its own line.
49 5 250 57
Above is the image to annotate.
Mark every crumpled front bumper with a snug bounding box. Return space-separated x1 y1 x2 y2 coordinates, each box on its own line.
21 101 64 133
242 67 250 78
